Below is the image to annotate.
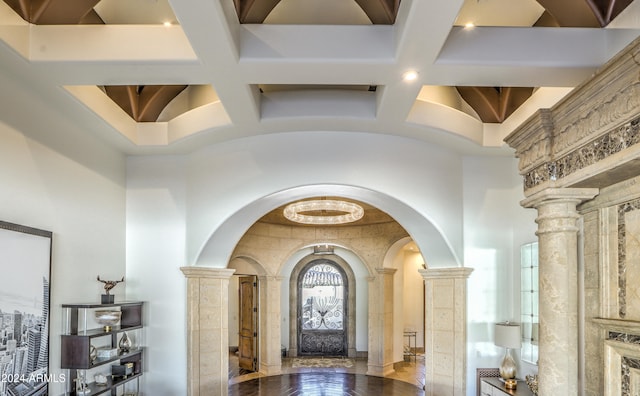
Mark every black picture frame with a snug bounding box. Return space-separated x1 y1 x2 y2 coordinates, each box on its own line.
0 221 52 396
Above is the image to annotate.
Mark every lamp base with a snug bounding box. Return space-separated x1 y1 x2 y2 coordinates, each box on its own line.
499 348 517 380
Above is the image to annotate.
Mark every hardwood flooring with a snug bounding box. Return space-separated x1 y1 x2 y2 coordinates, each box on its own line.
228 372 425 395
229 354 426 395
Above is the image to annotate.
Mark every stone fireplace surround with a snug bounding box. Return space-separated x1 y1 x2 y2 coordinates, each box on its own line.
506 36 640 396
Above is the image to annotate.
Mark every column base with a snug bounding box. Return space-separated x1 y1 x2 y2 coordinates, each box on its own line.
259 362 282 376
366 363 395 377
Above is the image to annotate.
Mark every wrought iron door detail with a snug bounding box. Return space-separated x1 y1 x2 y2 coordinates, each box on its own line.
300 332 345 355
298 260 348 356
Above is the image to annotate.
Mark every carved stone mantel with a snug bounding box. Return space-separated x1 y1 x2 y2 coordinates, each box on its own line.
505 29 640 396
505 36 640 196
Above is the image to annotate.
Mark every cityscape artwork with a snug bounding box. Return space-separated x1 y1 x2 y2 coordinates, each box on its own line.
0 221 52 396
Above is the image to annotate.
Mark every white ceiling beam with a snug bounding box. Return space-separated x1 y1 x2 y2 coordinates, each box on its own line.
169 0 261 126
374 0 465 124
438 26 640 69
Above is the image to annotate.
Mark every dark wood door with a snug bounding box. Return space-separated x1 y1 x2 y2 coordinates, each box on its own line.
238 276 258 372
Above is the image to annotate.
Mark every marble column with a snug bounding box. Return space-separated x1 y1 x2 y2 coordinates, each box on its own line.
367 268 396 377
420 267 473 396
521 188 598 396
181 266 236 396
258 275 283 375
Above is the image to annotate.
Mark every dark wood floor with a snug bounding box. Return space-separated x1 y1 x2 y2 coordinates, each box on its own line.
228 372 425 396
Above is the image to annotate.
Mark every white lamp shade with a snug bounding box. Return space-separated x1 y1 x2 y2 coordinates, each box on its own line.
495 322 521 349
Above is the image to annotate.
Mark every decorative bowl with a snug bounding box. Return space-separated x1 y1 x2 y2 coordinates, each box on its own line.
94 373 108 386
94 310 121 331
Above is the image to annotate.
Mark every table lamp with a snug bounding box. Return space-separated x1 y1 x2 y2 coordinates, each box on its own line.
495 322 521 381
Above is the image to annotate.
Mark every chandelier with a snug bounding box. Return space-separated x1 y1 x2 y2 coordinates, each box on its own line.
283 199 364 225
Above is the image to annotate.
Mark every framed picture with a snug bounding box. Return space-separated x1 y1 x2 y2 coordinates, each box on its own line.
0 221 52 396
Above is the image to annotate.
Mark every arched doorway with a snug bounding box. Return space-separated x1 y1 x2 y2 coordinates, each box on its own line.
297 259 348 356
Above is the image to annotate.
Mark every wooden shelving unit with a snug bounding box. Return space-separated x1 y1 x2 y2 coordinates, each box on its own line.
60 301 144 396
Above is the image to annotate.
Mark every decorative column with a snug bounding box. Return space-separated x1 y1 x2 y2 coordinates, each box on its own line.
259 275 283 375
367 268 396 377
521 188 598 396
181 266 235 396
420 267 473 396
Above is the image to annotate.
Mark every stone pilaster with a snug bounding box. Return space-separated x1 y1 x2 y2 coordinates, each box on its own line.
181 266 235 396
367 268 396 377
420 267 473 396
259 275 283 375
522 188 598 396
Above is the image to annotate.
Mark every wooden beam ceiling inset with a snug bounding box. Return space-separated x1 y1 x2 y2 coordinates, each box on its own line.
104 85 188 122
233 0 399 24
535 0 633 27
3 0 102 24
233 0 282 24
456 87 535 124
354 0 400 24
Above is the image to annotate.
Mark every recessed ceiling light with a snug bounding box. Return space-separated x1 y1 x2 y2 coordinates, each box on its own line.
163 21 172 27
402 71 418 81
465 22 475 28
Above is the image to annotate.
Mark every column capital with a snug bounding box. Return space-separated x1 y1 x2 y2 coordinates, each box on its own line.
521 187 599 209
375 268 397 275
419 267 473 281
180 266 235 279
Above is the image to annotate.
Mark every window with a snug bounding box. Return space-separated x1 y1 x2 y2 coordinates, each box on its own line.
521 242 539 364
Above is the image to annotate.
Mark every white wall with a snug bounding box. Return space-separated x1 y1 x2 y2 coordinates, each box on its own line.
186 132 464 268
403 251 425 348
0 115 126 396
123 131 464 389
122 133 536 394
462 156 537 396
125 156 187 395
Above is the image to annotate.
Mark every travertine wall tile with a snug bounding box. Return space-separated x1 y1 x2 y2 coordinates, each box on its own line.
420 267 472 396
181 267 235 396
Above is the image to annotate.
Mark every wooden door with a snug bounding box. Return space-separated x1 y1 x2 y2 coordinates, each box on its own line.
238 276 258 372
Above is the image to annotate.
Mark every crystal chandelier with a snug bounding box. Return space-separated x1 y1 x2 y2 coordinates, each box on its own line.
283 199 364 225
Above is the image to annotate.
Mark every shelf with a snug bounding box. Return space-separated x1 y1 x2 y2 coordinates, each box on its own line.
64 372 142 396
64 324 143 338
61 301 144 395
62 301 143 309
90 348 143 369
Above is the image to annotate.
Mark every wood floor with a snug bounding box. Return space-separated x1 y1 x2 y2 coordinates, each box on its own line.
229 354 426 395
228 372 425 395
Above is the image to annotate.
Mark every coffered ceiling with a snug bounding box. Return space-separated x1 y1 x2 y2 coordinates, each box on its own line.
0 0 639 154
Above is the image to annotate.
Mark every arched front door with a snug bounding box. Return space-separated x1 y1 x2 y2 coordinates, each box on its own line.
297 259 348 356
